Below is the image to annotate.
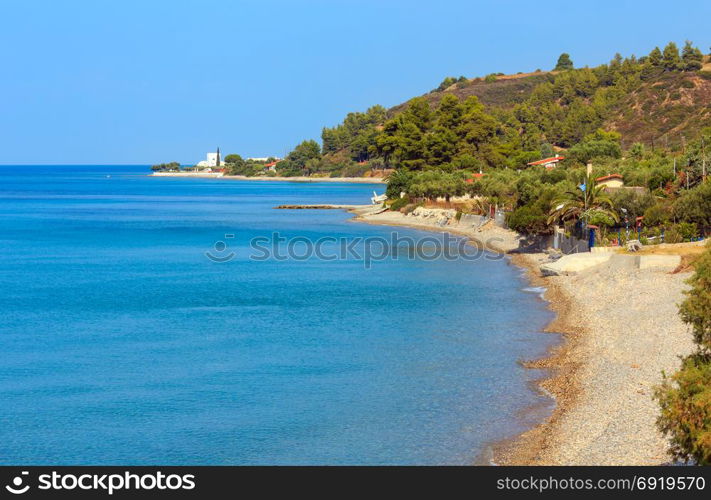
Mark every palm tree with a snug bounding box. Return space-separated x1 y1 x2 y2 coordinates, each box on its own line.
548 172 619 227
385 169 412 199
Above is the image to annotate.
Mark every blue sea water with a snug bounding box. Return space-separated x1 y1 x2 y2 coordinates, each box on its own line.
0 165 557 465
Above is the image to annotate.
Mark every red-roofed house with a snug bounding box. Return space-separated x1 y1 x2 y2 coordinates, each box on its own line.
527 156 565 169
264 161 279 172
595 174 624 189
465 173 486 183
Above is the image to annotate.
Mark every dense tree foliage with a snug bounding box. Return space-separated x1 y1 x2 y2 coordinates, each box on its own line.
279 40 706 180
223 154 244 165
373 94 499 170
567 129 622 164
276 140 322 176
321 105 386 161
151 162 181 172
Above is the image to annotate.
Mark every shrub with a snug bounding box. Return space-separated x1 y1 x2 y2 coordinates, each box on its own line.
342 163 369 177
655 353 711 465
655 243 711 464
643 203 671 226
401 203 418 215
674 182 711 228
679 243 711 349
389 196 410 212
678 222 698 240
434 76 457 92
506 205 551 235
664 226 683 243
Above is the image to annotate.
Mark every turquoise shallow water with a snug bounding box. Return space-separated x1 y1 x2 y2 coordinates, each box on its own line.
0 165 556 465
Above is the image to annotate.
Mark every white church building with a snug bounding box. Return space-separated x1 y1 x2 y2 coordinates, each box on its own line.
196 148 222 170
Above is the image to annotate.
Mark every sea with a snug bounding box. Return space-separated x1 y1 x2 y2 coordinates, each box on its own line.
0 165 557 465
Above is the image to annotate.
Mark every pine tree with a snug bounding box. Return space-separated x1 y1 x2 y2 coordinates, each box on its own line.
662 42 681 71
554 53 574 71
648 46 663 67
681 40 703 71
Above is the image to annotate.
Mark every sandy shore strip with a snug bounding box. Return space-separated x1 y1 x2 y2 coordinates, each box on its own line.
347 205 525 253
151 172 385 183
342 204 695 465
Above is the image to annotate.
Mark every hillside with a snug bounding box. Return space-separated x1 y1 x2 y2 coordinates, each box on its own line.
605 71 711 147
389 72 554 114
262 41 711 178
390 65 711 149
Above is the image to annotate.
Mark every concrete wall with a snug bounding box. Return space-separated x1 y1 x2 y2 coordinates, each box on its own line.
598 179 624 189
459 214 488 228
549 229 589 254
494 210 507 228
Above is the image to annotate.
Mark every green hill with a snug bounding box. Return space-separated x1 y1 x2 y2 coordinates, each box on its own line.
388 61 711 152
231 41 710 178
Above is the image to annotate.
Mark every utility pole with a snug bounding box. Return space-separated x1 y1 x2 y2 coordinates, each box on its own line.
702 136 707 181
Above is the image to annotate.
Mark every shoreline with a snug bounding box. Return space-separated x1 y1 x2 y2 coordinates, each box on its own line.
150 172 385 184
492 253 585 465
341 204 694 465
344 206 569 464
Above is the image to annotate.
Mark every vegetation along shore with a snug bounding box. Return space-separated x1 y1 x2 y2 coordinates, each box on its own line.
151 172 384 183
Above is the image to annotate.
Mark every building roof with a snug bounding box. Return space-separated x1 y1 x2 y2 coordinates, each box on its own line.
264 161 279 167
595 174 623 182
527 156 565 166
465 173 486 183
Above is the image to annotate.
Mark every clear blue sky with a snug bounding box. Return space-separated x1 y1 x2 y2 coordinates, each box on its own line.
1 0 709 164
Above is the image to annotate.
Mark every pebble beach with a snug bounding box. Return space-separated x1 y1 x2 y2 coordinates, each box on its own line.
350 205 696 465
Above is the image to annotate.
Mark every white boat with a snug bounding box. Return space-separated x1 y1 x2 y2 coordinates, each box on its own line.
371 191 387 204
